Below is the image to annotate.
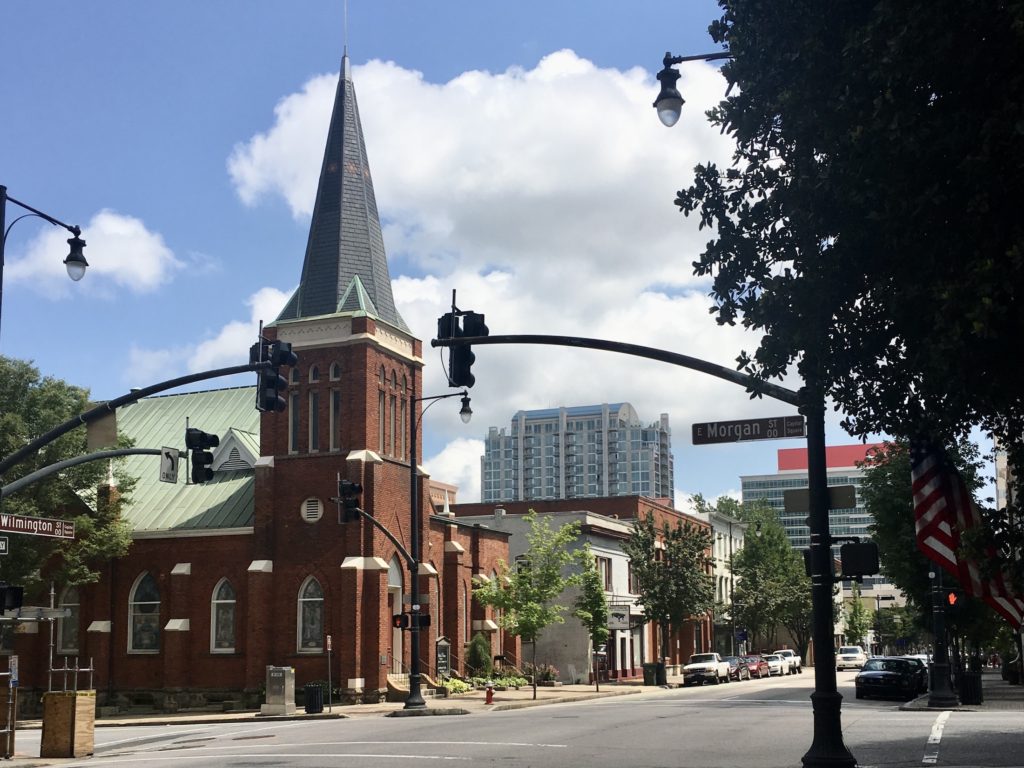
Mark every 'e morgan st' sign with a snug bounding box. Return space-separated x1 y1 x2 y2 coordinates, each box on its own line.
692 415 806 445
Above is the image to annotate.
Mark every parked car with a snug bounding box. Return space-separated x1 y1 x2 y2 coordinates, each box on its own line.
855 657 920 700
899 656 929 693
723 656 751 681
682 652 731 686
742 655 770 679
836 645 868 670
774 648 802 674
762 654 787 677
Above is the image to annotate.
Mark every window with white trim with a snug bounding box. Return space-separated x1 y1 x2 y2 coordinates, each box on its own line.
129 572 161 653
58 586 80 654
297 576 324 652
211 579 236 653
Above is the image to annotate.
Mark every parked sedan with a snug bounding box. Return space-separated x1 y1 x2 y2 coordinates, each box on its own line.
724 656 751 681
855 657 920 700
763 654 787 677
899 656 929 693
742 655 770 679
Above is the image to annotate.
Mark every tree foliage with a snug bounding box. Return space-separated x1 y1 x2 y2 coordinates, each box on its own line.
844 583 872 647
472 510 582 697
622 513 714 659
675 1 1024 467
731 502 811 656
0 357 133 592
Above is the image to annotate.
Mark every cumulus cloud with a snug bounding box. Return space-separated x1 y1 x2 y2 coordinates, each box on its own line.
6 210 181 297
423 437 486 504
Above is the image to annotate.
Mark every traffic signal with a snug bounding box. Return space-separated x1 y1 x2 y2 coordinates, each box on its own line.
339 479 363 522
0 585 24 612
256 340 298 412
392 613 409 629
186 427 220 483
450 311 488 388
947 591 958 607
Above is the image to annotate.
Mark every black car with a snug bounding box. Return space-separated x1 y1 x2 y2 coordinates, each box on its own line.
855 657 920 700
723 656 751 681
899 656 929 693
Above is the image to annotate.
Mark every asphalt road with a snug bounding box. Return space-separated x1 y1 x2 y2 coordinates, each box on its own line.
14 671 1022 767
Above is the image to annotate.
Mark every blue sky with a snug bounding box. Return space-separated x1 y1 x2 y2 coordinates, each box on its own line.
3 1 906 505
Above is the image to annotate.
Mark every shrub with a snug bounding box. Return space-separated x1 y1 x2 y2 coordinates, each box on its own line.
466 632 493 678
441 678 473 695
522 662 558 682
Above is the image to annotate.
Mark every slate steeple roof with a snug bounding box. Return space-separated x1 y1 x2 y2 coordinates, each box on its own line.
275 53 409 333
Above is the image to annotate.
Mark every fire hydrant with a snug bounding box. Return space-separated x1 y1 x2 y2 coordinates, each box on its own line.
485 680 494 705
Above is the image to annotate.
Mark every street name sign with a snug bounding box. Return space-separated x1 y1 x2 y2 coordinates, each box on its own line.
0 513 75 539
692 415 806 445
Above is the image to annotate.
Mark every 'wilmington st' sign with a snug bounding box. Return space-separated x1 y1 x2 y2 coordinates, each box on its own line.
0 513 75 539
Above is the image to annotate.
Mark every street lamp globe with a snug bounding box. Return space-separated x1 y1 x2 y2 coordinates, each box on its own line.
63 233 89 281
653 64 684 127
459 395 472 424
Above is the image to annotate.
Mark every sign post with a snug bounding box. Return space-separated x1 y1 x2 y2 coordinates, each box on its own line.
692 415 806 445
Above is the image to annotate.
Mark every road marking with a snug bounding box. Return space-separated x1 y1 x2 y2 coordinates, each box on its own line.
922 710 951 764
72 754 471 765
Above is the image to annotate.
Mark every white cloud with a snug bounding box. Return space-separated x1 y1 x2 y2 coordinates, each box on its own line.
6 210 181 296
126 286 292 385
423 437 486 504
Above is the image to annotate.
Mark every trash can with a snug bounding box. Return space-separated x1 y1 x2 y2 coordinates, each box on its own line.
655 662 668 686
304 683 324 714
959 671 983 705
642 662 658 686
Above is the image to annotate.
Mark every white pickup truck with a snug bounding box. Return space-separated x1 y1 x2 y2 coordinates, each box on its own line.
682 652 731 686
774 648 803 674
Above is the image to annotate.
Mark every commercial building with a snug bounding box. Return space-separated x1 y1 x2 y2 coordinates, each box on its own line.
481 403 674 505
451 497 713 682
9 47 514 713
740 443 888 590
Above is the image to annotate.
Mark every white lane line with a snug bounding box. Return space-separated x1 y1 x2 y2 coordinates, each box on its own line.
72 754 471 765
922 710 951 764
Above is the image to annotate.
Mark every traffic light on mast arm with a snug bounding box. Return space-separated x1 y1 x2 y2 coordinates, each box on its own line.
449 311 488 388
256 340 299 412
186 427 220 484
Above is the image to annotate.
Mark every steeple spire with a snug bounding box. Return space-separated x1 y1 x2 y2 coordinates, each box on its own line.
275 52 409 333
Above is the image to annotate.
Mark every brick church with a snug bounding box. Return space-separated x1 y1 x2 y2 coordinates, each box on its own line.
13 50 516 712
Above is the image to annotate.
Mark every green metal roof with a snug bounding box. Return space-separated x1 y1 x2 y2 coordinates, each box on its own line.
115 386 259 534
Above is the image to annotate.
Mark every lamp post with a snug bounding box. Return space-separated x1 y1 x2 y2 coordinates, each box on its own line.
927 569 959 708
655 51 856 768
1 185 89 344
405 383 471 710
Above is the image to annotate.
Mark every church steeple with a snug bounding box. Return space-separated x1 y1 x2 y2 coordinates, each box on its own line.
275 53 409 333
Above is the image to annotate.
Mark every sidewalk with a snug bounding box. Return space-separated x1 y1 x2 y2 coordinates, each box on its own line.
901 668 1024 711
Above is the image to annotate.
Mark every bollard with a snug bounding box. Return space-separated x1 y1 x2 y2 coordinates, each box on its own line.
485 680 494 705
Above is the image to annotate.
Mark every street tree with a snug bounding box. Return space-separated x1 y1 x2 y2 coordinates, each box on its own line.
472 510 582 699
622 513 714 665
844 583 872 647
573 544 610 691
675 2 1024 500
731 503 810 655
0 356 134 593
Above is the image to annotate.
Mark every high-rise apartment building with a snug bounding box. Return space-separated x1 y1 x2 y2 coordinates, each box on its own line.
481 403 674 505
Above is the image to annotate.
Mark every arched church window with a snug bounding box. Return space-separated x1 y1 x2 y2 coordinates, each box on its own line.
329 362 341 381
309 365 320 384
330 387 341 452
211 579 236 653
129 572 161 653
297 576 324 653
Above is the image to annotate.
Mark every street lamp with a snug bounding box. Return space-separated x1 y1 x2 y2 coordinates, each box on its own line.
0 184 89 343
927 569 959 707
656 52 856 768
405 384 471 710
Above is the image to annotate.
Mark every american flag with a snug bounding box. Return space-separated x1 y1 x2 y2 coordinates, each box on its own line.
910 441 1024 629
